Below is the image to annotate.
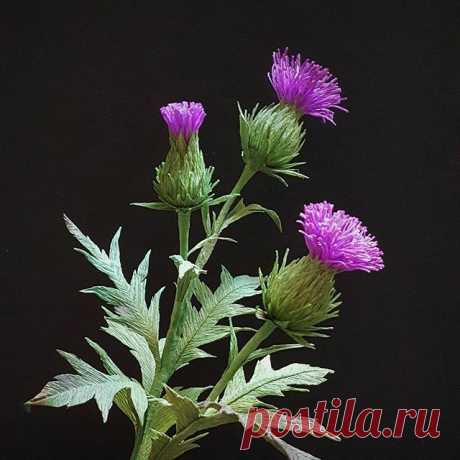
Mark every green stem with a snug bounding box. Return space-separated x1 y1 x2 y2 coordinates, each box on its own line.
131 166 257 459
129 427 150 460
196 164 256 269
207 320 276 402
177 209 191 259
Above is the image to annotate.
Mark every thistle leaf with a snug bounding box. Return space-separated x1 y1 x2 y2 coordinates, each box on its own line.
173 267 259 368
170 255 206 279
130 201 175 211
222 355 333 413
246 343 303 363
223 199 282 232
65 216 162 364
173 386 212 402
102 320 156 389
187 235 237 257
85 338 141 427
26 350 148 424
163 386 200 432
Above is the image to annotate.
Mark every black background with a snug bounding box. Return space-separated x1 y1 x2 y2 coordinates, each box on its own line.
3 2 459 459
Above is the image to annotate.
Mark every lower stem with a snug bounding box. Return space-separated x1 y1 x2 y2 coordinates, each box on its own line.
207 320 276 401
129 427 149 460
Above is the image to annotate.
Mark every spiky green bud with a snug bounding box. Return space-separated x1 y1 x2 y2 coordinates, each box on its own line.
154 134 217 210
259 252 341 347
239 103 306 185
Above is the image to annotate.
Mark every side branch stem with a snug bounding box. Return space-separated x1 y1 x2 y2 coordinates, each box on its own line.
207 320 276 402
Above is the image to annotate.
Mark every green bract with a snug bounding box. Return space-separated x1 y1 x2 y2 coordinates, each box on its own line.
154 134 217 210
239 103 306 185
260 252 341 347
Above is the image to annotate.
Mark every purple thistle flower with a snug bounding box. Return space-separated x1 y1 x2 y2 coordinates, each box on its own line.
160 101 206 143
268 49 348 124
298 202 384 272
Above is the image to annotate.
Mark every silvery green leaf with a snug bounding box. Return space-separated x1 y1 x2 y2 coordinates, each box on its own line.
65 217 162 364
227 318 239 363
246 343 303 364
64 215 129 289
102 320 156 389
148 429 204 460
85 338 140 427
173 386 212 402
26 350 148 424
148 404 239 460
163 385 200 432
130 201 175 211
85 338 124 376
220 320 247 402
222 355 333 413
148 398 177 434
173 267 259 368
170 255 206 279
223 199 282 232
206 193 240 206
187 235 237 257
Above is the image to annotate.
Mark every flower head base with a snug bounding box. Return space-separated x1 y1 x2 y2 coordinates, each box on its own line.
160 101 206 143
239 103 306 185
268 49 347 124
299 202 384 272
260 251 340 347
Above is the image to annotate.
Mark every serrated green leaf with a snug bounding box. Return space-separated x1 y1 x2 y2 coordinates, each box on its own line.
187 235 237 257
102 320 156 389
172 267 259 368
174 386 212 402
170 255 206 279
228 318 239 363
65 217 162 364
222 355 332 412
207 193 240 207
246 343 303 363
85 338 141 427
163 386 200 432
148 403 239 460
27 350 148 424
223 199 282 232
131 201 175 211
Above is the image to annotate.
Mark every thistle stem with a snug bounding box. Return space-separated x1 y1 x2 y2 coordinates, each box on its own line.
207 320 276 402
131 166 258 460
196 164 256 268
217 164 255 225
177 209 191 259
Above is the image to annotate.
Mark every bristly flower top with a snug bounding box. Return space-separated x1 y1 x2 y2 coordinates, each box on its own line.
269 49 347 124
298 201 384 272
160 101 206 142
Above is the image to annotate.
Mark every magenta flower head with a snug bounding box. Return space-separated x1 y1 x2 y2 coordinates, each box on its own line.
298 202 384 272
160 101 206 143
268 49 347 124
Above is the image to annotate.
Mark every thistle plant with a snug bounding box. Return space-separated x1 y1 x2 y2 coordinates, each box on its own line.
27 49 383 460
